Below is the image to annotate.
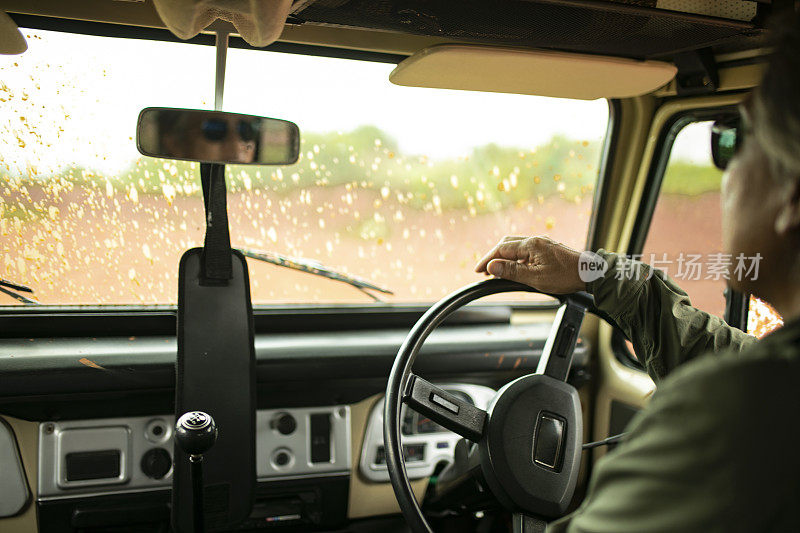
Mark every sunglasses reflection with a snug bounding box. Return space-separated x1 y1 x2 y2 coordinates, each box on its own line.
711 116 743 171
160 113 259 164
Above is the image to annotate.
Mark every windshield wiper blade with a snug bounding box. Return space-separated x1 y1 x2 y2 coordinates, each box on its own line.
0 277 38 305
237 248 394 302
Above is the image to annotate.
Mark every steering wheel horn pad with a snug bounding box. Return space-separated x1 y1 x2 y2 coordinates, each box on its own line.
479 373 583 517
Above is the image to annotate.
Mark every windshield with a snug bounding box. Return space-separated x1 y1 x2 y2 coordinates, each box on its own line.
0 29 608 306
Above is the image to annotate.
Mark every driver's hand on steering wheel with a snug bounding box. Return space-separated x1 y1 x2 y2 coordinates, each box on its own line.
475 235 587 294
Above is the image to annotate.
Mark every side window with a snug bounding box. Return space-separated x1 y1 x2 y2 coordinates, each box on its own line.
641 121 726 318
643 121 784 338
748 296 783 338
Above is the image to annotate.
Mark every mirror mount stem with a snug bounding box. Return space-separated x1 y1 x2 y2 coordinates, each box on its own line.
214 31 229 111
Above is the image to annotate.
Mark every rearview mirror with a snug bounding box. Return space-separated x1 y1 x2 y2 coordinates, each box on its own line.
136 107 300 165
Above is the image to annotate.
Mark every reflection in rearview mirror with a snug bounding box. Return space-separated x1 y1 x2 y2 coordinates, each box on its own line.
136 107 300 165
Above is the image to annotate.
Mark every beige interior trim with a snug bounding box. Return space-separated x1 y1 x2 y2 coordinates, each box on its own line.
653 62 765 98
715 47 771 65
574 315 597 492
348 394 427 520
390 45 677 100
591 324 655 461
0 416 38 533
0 10 26 54
605 97 657 251
590 96 656 252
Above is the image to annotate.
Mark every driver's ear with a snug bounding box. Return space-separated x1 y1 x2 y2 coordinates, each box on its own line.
775 175 800 236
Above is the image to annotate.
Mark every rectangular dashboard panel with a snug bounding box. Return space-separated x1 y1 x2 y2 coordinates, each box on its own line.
38 406 350 500
65 450 121 482
57 427 130 489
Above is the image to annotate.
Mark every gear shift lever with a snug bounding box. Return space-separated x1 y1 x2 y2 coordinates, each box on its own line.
176 411 218 533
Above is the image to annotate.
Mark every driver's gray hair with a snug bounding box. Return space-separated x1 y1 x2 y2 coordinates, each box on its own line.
752 11 800 177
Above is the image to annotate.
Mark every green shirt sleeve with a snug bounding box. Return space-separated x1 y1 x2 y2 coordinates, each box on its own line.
586 250 756 382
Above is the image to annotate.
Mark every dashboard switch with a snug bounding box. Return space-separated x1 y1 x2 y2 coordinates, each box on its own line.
141 448 172 479
554 324 577 358
270 448 295 469
309 413 332 463
272 413 297 435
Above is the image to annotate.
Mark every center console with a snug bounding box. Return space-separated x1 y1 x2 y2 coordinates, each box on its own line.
37 405 350 531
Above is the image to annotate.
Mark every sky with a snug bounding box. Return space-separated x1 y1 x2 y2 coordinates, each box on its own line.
0 28 710 177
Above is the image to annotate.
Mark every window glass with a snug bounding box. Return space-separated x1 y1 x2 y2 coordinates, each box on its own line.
0 29 608 306
748 295 783 338
642 121 726 318
644 121 785 337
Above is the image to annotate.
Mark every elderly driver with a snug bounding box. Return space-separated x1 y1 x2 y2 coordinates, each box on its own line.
475 15 800 533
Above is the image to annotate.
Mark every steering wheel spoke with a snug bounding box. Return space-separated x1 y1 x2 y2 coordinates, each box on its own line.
512 513 547 533
403 375 487 442
536 296 591 381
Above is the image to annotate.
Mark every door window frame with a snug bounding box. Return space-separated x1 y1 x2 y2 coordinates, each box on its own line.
627 105 738 255
613 104 749 369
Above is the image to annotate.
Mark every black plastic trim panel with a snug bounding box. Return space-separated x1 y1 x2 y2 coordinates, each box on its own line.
0 323 560 395
0 305 517 339
38 475 350 532
607 400 640 451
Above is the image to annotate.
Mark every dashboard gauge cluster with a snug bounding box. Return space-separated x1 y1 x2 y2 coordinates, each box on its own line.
359 383 496 482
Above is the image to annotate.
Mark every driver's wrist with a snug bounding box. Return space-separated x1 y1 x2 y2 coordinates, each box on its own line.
585 249 616 296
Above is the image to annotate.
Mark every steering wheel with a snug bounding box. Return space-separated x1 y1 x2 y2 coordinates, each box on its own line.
384 278 594 532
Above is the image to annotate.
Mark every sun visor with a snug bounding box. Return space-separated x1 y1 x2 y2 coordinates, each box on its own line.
390 45 677 100
0 11 27 55
152 0 293 47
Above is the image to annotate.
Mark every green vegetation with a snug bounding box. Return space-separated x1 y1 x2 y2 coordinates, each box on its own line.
2 126 722 228
661 160 723 196
225 126 602 213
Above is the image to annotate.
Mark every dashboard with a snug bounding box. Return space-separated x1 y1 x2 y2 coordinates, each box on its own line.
35 383 494 499
30 388 489 530
0 320 589 531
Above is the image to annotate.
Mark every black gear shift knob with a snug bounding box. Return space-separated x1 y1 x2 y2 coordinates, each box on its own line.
175 411 218 456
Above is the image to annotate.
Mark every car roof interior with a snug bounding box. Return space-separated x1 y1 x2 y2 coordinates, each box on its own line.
2 1 771 61
0 1 772 111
